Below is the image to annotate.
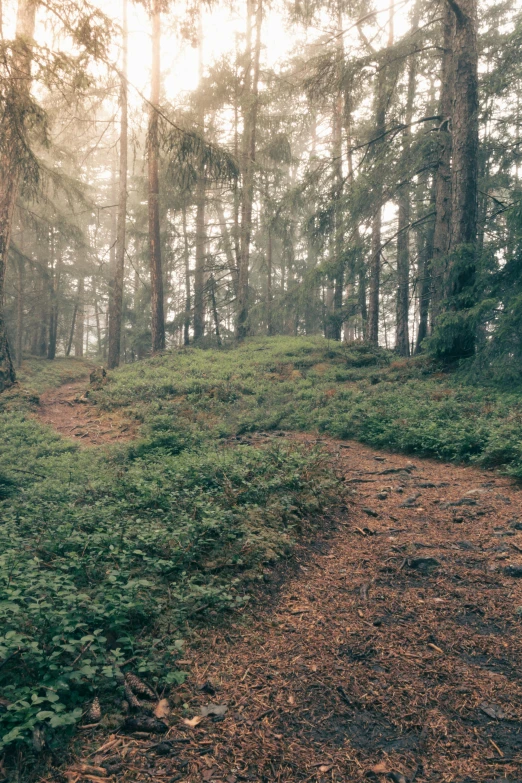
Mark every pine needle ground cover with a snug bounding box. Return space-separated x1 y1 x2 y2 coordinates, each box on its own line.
2 336 522 755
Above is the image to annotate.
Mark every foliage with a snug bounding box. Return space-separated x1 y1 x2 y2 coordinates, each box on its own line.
91 335 522 477
0 347 339 753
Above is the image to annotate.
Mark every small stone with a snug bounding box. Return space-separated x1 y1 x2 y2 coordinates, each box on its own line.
505 565 522 578
407 557 440 574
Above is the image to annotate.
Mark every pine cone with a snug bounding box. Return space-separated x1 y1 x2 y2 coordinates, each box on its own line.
124 672 156 700
85 696 102 723
124 682 142 710
124 682 154 714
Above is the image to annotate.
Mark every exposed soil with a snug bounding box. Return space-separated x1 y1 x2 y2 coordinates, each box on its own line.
59 436 522 783
36 379 138 445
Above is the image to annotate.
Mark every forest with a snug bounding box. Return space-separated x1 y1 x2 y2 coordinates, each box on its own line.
1 0 522 781
1 0 521 374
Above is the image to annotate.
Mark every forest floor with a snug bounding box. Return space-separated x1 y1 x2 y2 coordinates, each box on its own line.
5 340 522 783
37 382 522 783
37 379 138 445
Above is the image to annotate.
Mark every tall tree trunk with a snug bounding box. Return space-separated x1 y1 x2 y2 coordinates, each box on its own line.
367 74 387 343
395 2 419 356
216 200 238 295
330 89 344 341
415 175 435 352
236 0 262 340
47 232 61 361
108 0 128 370
148 0 165 353
367 194 383 345
194 3 206 341
210 275 222 346
37 260 48 356
444 0 479 359
182 203 191 346
16 256 24 367
367 1 394 347
430 1 454 323
328 4 344 341
344 91 359 341
267 225 274 336
66 301 78 357
75 277 85 357
94 283 102 356
0 0 36 390
448 0 478 255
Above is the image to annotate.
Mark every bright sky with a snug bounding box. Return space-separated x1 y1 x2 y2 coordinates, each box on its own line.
121 0 411 108
1 0 412 113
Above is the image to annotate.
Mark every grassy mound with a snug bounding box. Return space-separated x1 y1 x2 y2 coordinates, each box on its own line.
93 336 522 476
0 349 338 753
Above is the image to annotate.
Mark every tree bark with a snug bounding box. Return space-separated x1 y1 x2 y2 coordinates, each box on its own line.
266 236 273 335
367 70 387 345
0 0 36 390
16 255 24 367
328 4 345 341
448 0 478 255
182 203 191 346
415 174 435 353
236 0 262 341
66 301 78 357
148 0 165 353
395 2 419 356
210 275 222 346
442 0 479 359
74 277 85 357
216 200 238 296
330 89 344 341
47 232 62 361
430 1 454 323
108 0 128 369
194 3 206 341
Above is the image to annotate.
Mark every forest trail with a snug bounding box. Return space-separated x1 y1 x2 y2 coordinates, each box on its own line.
37 377 138 445
69 438 522 783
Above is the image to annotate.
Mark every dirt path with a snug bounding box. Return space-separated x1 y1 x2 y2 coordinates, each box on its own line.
37 379 137 445
67 438 522 783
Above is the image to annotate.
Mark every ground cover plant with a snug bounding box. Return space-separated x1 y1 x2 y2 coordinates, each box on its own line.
0 350 339 755
92 336 522 478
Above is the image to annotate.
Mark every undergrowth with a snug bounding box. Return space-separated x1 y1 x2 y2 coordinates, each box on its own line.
0 351 338 756
3 335 522 758
92 336 522 477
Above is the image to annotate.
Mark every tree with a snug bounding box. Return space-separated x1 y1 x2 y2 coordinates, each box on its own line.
395 1 420 357
0 0 37 390
193 1 207 341
107 0 128 369
148 0 166 353
236 0 262 341
431 0 479 360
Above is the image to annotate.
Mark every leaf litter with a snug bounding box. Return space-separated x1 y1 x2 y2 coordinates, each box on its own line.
51 438 522 783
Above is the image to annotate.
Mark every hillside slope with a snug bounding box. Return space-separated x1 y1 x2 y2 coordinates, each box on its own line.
2 337 522 774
